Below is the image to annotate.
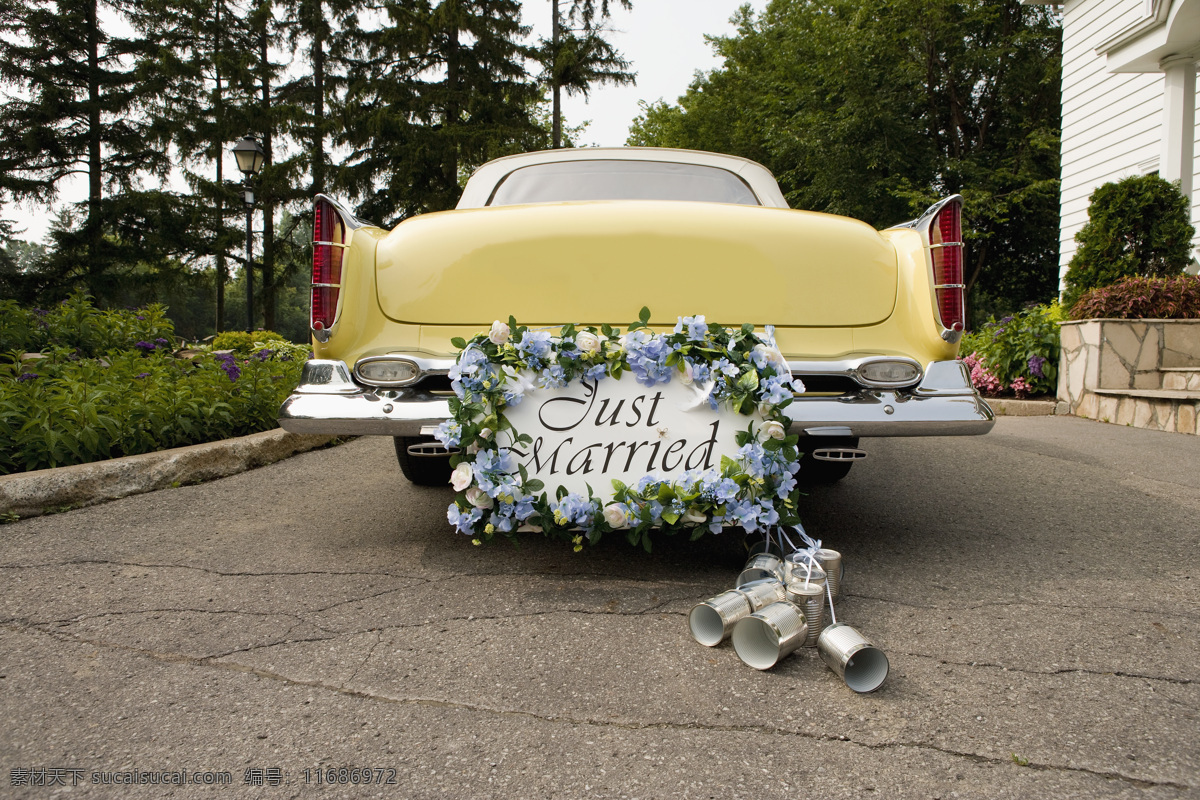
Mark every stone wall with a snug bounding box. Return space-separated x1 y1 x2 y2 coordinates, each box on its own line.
1058 319 1200 435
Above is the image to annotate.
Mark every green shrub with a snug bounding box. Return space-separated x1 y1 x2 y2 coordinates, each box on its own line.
211 330 286 354
1068 275 1200 320
959 304 1062 397
0 291 175 359
0 345 305 474
1062 174 1195 308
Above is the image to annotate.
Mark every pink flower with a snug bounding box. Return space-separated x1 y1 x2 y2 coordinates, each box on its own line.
962 352 1005 396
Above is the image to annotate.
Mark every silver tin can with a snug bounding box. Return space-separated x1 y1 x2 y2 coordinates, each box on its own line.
814 548 843 602
688 590 753 647
736 553 784 587
734 578 787 611
731 600 809 670
785 579 826 647
816 623 889 693
782 553 827 587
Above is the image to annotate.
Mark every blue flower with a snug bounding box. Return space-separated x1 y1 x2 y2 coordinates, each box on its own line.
1028 355 1047 379
539 364 567 389
17 372 38 382
434 419 463 448
518 330 552 361
135 341 155 351
584 363 607 382
674 314 708 342
759 375 793 406
625 331 673 386
553 493 598 530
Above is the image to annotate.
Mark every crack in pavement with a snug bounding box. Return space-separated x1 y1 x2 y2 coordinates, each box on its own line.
0 559 714 596
26 608 313 627
899 650 1195 686
341 630 384 690
3 620 1189 793
0 558 430 581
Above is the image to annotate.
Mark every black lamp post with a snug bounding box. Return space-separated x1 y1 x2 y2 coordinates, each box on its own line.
232 135 266 333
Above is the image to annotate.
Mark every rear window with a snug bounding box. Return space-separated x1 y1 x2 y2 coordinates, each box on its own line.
487 160 760 206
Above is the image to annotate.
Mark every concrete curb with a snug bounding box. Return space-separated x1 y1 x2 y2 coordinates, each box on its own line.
986 398 1058 416
0 429 337 519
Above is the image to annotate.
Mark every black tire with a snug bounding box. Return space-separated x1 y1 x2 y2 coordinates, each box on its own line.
798 437 859 484
393 436 455 487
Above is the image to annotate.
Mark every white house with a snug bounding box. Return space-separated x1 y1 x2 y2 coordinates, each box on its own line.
1029 0 1200 281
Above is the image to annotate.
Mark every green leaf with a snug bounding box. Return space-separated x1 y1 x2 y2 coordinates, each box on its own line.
526 479 545 492
639 306 651 324
450 337 467 350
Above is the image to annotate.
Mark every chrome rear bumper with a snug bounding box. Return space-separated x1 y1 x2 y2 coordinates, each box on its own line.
278 359 994 438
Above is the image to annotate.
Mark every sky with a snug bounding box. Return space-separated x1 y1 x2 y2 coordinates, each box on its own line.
6 0 769 243
522 0 767 146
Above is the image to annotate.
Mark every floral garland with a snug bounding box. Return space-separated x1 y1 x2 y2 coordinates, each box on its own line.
435 308 806 552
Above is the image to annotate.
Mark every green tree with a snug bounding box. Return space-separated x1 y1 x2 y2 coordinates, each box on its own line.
128 0 259 332
0 0 176 301
628 0 1062 327
1062 174 1195 308
339 0 544 223
543 0 635 148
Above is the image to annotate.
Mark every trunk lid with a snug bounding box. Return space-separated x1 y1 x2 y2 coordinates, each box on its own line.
374 201 897 327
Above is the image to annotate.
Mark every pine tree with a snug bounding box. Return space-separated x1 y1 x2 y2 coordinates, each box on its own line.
129 0 259 331
0 0 172 300
339 0 543 222
545 0 634 148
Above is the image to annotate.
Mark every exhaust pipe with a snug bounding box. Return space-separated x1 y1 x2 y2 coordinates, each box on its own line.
406 442 458 457
812 447 867 463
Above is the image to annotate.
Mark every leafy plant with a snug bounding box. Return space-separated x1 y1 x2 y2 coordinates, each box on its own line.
0 341 304 474
959 304 1061 397
1062 175 1195 307
211 330 286 354
1068 275 1200 320
0 291 174 359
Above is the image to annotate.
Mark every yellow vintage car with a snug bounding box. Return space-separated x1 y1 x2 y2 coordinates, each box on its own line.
279 147 993 486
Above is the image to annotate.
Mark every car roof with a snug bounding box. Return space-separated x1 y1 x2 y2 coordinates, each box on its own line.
456 147 790 210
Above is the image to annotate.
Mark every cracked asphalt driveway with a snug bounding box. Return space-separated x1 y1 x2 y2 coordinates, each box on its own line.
1 416 1198 799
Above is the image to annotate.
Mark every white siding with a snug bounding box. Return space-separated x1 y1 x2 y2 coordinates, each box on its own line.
1058 0 1200 283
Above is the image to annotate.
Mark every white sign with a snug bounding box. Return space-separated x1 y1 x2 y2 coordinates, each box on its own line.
501 374 761 502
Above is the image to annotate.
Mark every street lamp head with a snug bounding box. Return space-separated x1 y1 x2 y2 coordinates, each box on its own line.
232 135 266 176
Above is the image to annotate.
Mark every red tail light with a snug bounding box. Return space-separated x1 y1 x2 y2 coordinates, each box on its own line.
929 199 965 334
312 197 345 332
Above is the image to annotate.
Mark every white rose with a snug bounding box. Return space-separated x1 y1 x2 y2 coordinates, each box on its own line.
466 486 493 509
759 420 786 441
450 461 474 491
489 320 510 346
575 331 601 355
479 427 494 441
603 505 630 529
683 507 707 524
